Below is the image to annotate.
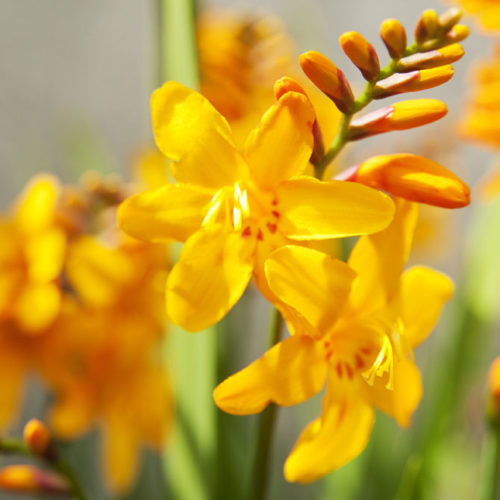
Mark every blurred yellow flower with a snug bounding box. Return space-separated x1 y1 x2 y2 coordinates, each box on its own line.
455 0 500 32
0 175 65 333
118 82 395 332
40 233 171 492
214 199 453 482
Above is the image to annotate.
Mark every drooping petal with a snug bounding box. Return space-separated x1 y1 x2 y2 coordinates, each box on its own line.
14 175 59 234
244 91 314 191
284 374 375 483
400 266 454 348
14 283 61 333
117 184 212 243
102 416 139 492
151 81 248 188
367 354 422 428
214 335 328 415
265 246 355 336
348 198 418 314
167 226 255 332
278 177 395 240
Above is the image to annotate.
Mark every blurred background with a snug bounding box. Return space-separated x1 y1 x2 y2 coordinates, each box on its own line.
1 1 499 499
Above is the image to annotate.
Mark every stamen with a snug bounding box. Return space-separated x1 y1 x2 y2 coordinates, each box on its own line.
362 334 394 390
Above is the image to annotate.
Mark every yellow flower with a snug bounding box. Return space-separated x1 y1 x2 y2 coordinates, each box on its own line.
40 234 171 492
0 175 65 333
455 0 500 32
118 82 395 332
214 199 453 482
461 44 500 148
198 10 294 137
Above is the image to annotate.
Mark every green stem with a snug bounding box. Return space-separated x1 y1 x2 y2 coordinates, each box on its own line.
250 309 284 500
314 43 420 176
0 439 85 500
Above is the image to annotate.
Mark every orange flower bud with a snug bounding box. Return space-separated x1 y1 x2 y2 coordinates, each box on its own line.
380 19 407 59
273 77 307 100
353 154 470 208
446 24 470 44
299 50 354 113
0 465 69 495
374 65 454 98
438 8 463 32
487 356 500 425
415 9 439 44
23 419 51 456
339 31 380 81
349 99 447 139
396 44 464 71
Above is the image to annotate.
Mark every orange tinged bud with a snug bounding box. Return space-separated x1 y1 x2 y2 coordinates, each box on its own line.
354 154 470 208
349 99 447 139
380 19 407 59
339 31 380 81
299 50 354 113
396 44 464 71
0 465 69 495
23 419 51 456
487 356 500 424
273 77 307 100
415 9 439 44
438 8 463 32
374 65 454 98
446 24 470 44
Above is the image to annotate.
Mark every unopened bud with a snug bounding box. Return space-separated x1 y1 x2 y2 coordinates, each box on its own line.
339 31 380 81
415 9 439 44
349 99 447 139
439 8 463 32
380 19 407 59
354 154 470 208
23 419 52 456
273 77 307 100
299 51 355 113
0 465 70 496
396 44 464 71
420 24 470 51
374 65 454 98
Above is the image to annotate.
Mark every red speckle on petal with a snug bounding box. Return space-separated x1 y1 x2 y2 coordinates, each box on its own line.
271 211 280 219
271 199 278 206
257 229 264 241
266 222 277 233
345 363 354 380
336 362 343 378
355 354 365 369
241 226 252 238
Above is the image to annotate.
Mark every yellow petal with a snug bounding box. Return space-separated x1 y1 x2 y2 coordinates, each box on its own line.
244 91 314 190
0 359 24 430
14 175 59 234
167 226 255 331
66 236 134 308
348 198 418 313
214 335 328 415
367 355 422 427
49 393 94 438
118 184 212 243
102 416 139 492
26 228 66 282
284 375 375 483
400 266 454 348
265 245 355 336
15 283 60 332
278 177 395 240
151 81 247 188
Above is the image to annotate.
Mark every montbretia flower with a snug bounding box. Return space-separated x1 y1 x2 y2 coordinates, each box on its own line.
118 82 395 332
0 175 65 333
214 199 453 482
455 0 500 32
